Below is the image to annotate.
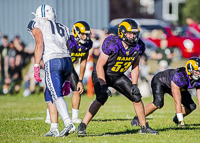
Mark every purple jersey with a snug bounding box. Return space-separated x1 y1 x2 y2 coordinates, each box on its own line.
102 35 145 76
158 67 200 89
67 35 93 63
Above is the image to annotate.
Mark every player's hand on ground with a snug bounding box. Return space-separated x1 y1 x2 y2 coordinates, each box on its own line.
77 82 84 94
131 84 140 95
101 84 112 97
34 64 42 82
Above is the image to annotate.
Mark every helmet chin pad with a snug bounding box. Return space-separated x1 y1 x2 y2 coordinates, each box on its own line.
192 74 200 80
123 34 138 46
79 39 86 44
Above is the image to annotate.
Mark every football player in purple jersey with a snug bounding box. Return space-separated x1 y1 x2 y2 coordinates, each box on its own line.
131 57 200 127
77 19 158 135
65 21 93 123
45 21 93 124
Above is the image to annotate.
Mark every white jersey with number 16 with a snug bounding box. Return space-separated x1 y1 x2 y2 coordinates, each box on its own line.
27 17 71 63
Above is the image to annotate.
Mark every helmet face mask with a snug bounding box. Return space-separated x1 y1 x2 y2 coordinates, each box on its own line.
186 57 200 80
72 21 91 44
192 70 200 80
33 4 56 21
118 19 140 46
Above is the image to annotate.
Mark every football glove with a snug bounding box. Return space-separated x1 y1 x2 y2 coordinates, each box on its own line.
101 84 112 97
34 64 42 82
62 80 70 96
131 84 140 95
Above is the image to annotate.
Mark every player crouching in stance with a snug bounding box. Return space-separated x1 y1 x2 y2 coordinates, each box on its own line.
45 21 93 124
27 4 75 137
65 21 93 123
77 19 159 135
131 57 200 127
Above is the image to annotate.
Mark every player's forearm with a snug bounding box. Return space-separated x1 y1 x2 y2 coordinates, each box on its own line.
171 81 182 113
34 44 43 64
131 63 139 84
32 28 43 65
173 92 182 114
79 60 87 80
131 70 139 84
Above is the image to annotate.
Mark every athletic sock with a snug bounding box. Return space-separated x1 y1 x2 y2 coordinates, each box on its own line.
50 123 58 131
72 108 79 119
46 108 50 119
64 118 72 127
177 113 184 121
53 97 70 122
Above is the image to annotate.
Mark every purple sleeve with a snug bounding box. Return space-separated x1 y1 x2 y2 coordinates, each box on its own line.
102 36 119 55
138 39 146 55
171 72 188 88
67 35 76 49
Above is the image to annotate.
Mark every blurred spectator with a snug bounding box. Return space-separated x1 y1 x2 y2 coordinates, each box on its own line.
13 35 28 67
153 60 169 75
23 55 45 97
150 34 176 66
7 41 18 63
99 28 116 46
139 53 150 80
150 29 164 40
186 16 200 33
92 37 101 71
0 35 9 94
138 53 151 97
4 57 22 95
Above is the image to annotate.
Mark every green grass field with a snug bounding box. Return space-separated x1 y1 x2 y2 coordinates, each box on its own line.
0 92 200 143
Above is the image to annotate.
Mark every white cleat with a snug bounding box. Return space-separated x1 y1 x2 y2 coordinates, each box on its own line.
43 129 60 137
45 118 51 124
59 122 76 137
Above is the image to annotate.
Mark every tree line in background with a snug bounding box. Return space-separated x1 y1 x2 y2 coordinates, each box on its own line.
110 0 154 20
180 0 200 24
110 0 200 25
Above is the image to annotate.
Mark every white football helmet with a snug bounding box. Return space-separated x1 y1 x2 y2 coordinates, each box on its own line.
32 4 56 21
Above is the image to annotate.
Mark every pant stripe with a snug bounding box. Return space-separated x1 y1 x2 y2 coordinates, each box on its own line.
45 61 57 101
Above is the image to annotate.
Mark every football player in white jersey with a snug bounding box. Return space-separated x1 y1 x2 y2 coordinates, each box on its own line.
45 21 93 124
27 4 75 137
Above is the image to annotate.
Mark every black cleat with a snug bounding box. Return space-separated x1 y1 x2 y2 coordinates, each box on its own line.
139 122 159 135
131 116 140 126
77 122 87 135
178 121 185 127
173 115 185 127
173 115 178 125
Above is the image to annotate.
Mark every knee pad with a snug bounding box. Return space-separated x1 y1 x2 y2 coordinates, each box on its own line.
189 103 196 111
96 94 108 105
131 94 142 103
153 99 164 109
